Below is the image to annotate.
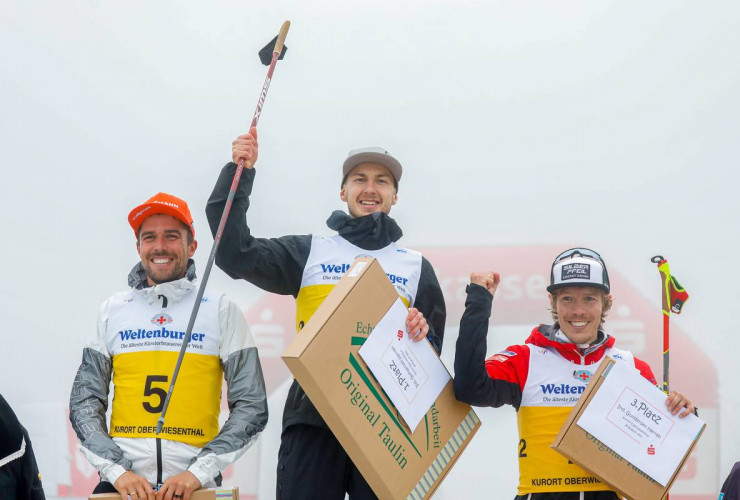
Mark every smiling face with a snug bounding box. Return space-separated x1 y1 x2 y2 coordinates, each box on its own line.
549 286 611 345
340 163 398 218
136 213 197 286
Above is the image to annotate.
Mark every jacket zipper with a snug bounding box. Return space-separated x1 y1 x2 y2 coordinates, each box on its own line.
156 437 163 486
156 294 167 486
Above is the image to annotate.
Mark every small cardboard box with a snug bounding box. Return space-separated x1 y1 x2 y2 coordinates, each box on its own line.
552 358 705 500
90 487 238 500
282 258 480 500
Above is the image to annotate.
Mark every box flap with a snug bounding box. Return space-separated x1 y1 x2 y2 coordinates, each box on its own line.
282 258 378 359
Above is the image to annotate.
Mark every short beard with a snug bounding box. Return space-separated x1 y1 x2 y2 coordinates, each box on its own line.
142 262 187 285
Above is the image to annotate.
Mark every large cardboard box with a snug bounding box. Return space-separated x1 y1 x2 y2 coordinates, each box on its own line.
552 358 705 500
90 487 238 500
282 258 480 500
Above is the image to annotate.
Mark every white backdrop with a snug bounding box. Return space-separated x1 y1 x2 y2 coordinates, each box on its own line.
1 1 738 498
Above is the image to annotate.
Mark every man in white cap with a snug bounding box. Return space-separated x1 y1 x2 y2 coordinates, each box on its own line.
453 248 695 500
206 129 445 499
70 193 268 500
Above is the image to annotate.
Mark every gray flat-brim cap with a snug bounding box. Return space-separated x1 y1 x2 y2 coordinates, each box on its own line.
342 147 403 184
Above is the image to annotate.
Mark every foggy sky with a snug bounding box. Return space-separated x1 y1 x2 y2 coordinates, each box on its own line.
1 1 738 497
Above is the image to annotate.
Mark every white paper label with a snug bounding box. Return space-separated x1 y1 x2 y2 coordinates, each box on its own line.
358 298 450 432
380 339 429 404
348 261 367 277
577 360 705 486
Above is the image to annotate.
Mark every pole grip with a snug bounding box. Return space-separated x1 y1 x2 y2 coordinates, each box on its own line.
275 21 291 56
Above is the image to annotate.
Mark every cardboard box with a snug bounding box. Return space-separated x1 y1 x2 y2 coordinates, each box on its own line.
552 358 705 500
282 258 480 500
90 487 238 500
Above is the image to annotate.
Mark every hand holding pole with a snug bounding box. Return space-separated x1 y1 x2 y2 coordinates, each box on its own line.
156 21 291 434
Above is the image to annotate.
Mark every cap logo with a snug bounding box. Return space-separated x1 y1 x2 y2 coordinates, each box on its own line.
561 263 591 281
130 206 152 222
152 200 180 209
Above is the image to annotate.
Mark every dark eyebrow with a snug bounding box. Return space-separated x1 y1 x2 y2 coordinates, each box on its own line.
140 229 183 237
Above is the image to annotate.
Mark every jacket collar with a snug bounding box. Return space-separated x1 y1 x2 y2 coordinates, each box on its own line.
527 324 615 364
127 259 197 305
326 210 403 250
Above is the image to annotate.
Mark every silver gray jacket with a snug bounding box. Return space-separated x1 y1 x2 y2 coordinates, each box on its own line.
69 261 268 486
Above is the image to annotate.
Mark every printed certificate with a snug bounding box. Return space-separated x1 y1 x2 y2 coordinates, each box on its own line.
358 298 451 432
577 359 705 486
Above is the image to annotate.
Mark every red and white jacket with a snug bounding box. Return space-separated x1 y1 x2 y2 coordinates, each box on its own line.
454 283 656 496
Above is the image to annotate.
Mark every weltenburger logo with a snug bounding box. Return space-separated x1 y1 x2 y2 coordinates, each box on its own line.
321 263 352 274
320 263 409 286
540 383 586 395
561 263 590 281
119 327 206 343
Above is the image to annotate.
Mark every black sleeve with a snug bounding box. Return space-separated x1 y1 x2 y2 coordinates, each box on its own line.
415 256 446 355
0 395 46 500
206 163 311 296
453 284 523 409
721 462 740 499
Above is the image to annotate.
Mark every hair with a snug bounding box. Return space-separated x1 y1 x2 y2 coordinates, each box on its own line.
548 288 613 328
136 219 194 245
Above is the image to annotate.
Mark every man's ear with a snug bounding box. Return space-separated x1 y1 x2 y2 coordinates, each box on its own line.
188 239 198 258
340 187 348 202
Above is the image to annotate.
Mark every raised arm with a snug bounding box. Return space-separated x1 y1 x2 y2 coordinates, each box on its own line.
205 130 310 296
453 273 528 408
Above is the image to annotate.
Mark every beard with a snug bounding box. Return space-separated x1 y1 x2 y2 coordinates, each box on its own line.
141 252 187 285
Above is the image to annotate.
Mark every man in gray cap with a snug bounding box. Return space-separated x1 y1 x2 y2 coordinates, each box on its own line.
206 128 446 499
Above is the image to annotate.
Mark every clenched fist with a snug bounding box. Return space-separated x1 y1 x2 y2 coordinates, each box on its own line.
470 272 500 296
232 127 259 168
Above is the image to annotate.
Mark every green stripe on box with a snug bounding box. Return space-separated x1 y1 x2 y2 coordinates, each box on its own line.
215 491 233 499
348 353 422 457
405 410 478 500
425 414 429 450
